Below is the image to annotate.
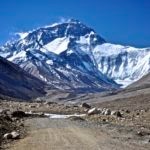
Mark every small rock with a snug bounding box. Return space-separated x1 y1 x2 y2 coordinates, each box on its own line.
44 101 56 105
125 110 130 113
88 108 98 115
102 118 106 122
84 108 89 112
29 105 36 108
111 110 122 117
73 105 78 108
104 109 111 115
0 109 10 115
101 108 106 115
37 104 41 108
140 109 146 113
120 109 125 112
19 123 24 127
68 116 85 121
111 111 116 116
137 131 144 136
39 112 45 117
81 103 91 109
0 109 3 113
11 131 20 139
12 117 18 122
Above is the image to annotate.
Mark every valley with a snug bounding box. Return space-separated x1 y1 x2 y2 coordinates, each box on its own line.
0 81 150 150
0 19 150 150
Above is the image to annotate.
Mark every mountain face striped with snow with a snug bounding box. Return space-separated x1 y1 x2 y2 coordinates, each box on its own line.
92 43 150 87
0 19 149 89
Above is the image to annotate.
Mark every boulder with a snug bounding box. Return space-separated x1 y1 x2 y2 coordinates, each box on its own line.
11 111 26 118
81 103 91 109
104 109 111 115
97 108 102 114
3 131 20 139
88 108 98 115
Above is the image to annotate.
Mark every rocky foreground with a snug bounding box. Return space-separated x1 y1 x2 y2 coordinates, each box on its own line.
0 99 150 149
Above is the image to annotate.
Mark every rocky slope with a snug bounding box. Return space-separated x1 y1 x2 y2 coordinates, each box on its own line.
127 73 150 89
0 56 46 100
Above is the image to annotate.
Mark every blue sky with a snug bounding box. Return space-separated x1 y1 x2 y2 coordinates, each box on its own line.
0 0 149 47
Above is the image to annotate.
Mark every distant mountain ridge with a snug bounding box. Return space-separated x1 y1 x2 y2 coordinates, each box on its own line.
0 19 149 90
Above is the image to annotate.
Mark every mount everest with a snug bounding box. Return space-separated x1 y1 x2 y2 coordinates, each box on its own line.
0 19 149 92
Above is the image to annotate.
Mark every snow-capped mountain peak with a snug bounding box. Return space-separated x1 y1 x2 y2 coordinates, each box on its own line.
0 19 117 91
0 19 149 89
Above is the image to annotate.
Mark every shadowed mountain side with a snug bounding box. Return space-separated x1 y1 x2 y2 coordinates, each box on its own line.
0 56 46 100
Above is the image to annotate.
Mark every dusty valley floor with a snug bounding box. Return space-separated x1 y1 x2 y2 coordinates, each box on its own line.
9 118 150 150
0 87 150 150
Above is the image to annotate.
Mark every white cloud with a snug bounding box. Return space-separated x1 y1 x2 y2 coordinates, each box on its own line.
59 17 68 23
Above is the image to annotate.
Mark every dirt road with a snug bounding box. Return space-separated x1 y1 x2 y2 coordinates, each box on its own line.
10 118 149 150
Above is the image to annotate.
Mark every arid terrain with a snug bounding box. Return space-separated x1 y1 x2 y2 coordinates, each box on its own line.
0 85 150 150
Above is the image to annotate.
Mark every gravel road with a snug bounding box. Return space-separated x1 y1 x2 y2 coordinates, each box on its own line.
9 118 149 150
